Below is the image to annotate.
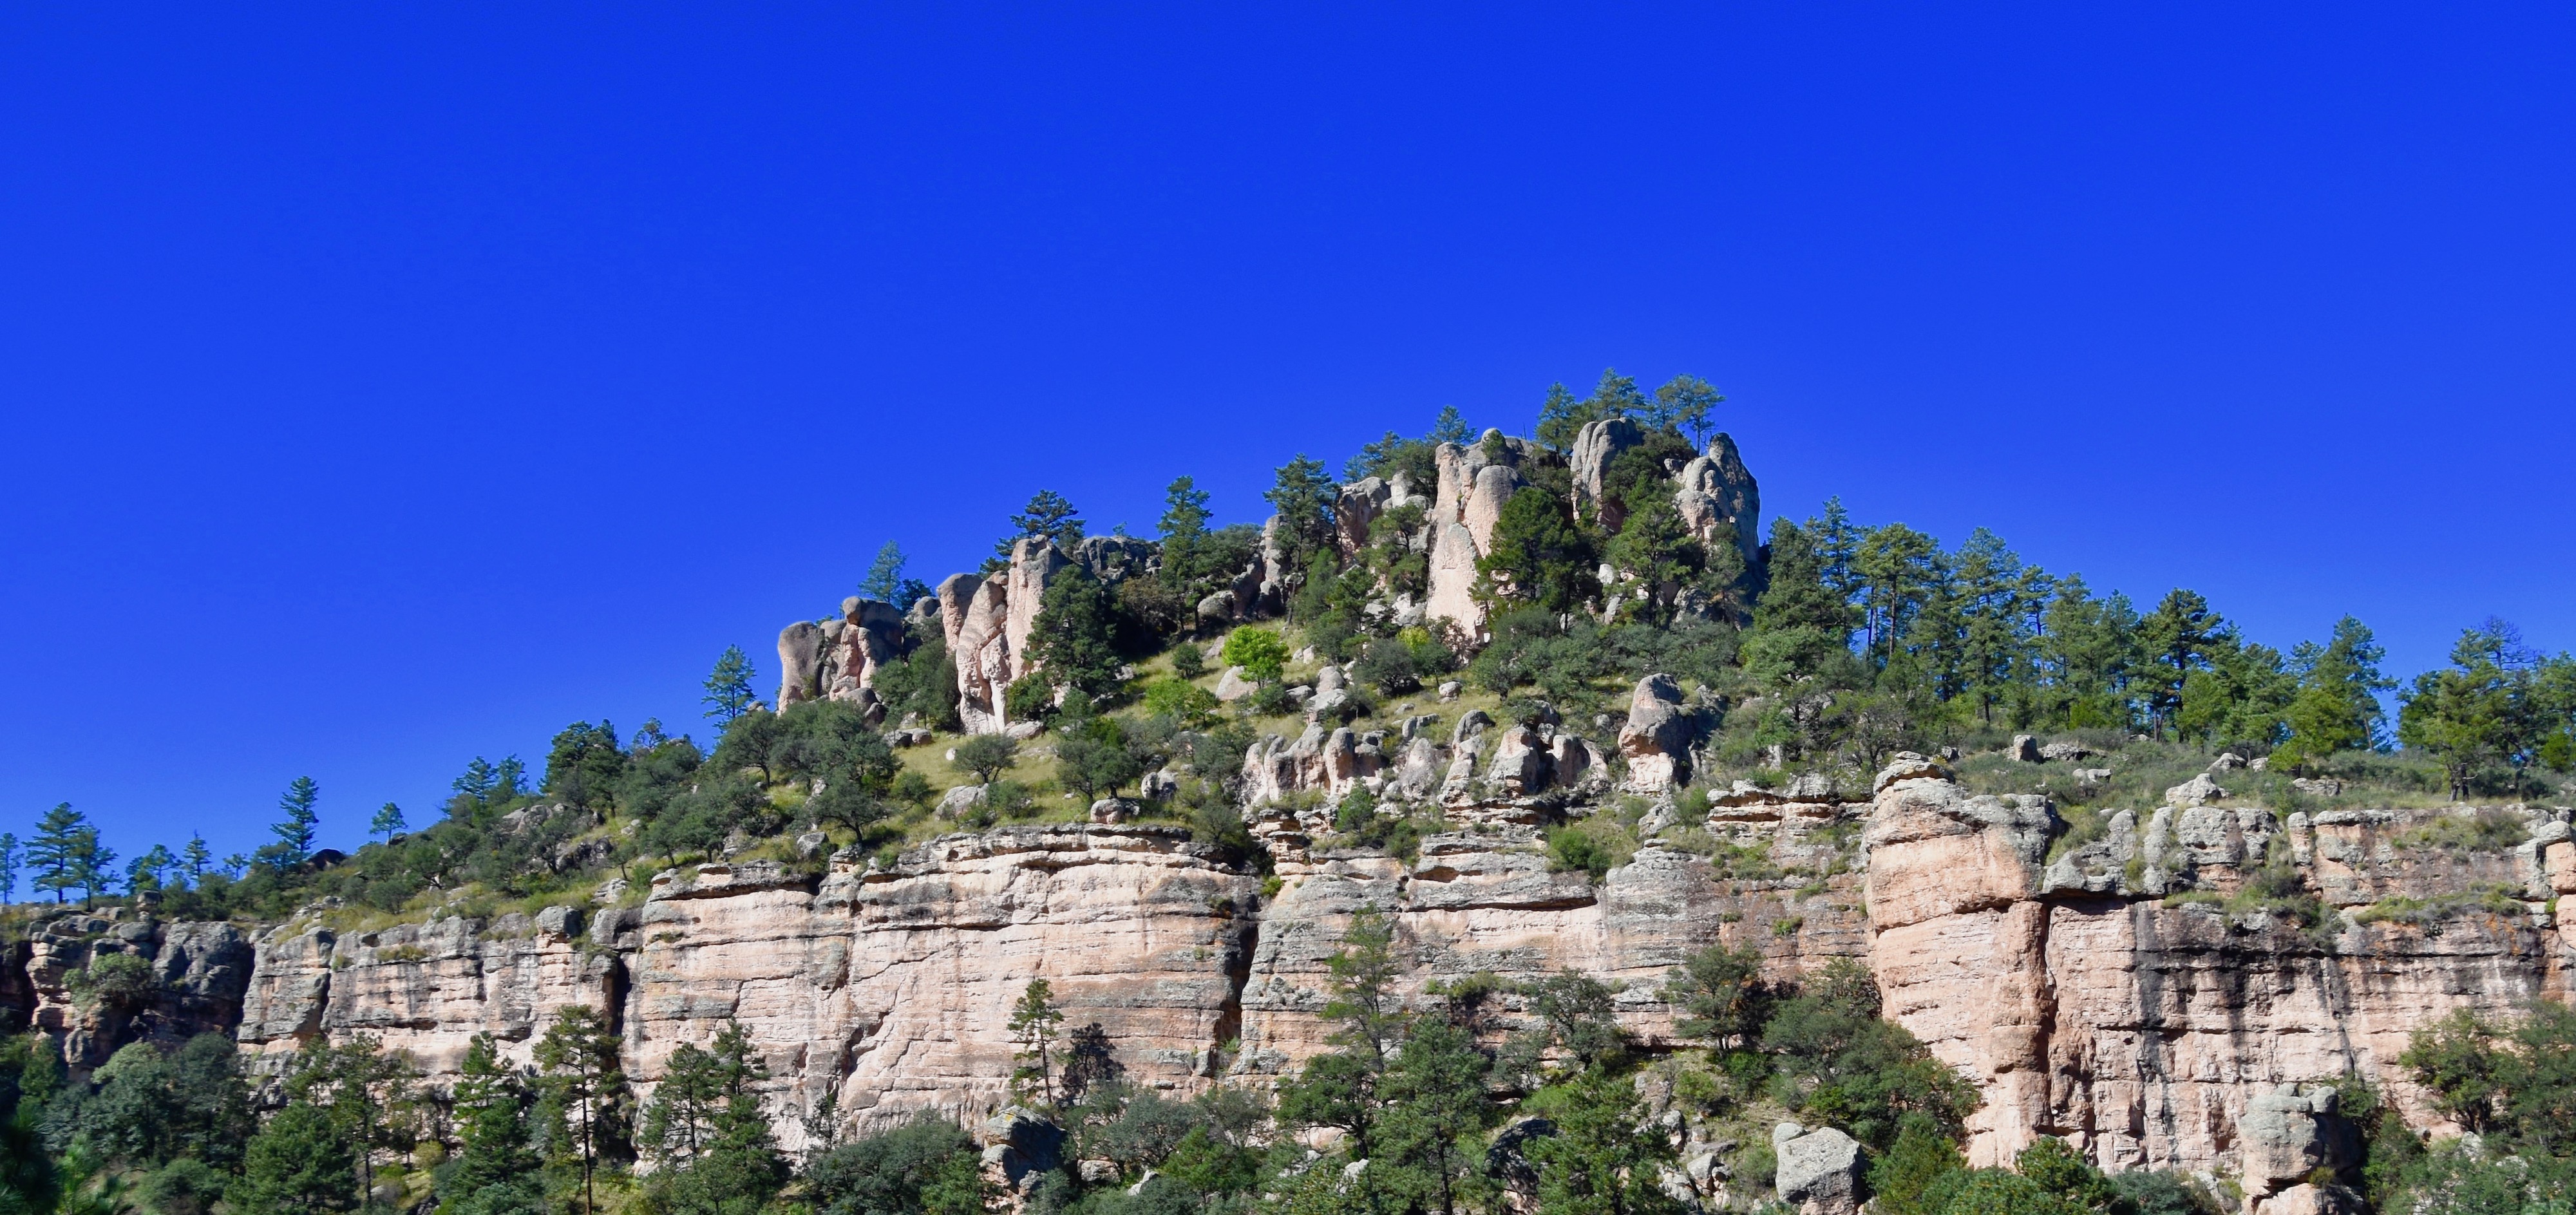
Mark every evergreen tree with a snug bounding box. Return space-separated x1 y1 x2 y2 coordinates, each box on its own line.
28 804 89 905
996 489 1084 564
287 1033 419 1203
1649 373 1725 447
641 1042 725 1165
0 833 16 905
369 802 407 843
1157 475 1213 587
535 1006 627 1214
647 1023 789 1214
1428 404 1472 446
702 646 761 730
1375 1018 1500 1215
2276 616 2396 769
1479 486 1597 614
180 835 211 886
124 843 176 894
1524 1066 1683 1215
231 1098 358 1214
70 827 114 908
859 540 909 603
1007 979 1065 1106
1025 567 1126 701
270 775 321 865
441 1033 544 1215
2139 589 2224 737
1264 454 1337 571
2401 621 2541 799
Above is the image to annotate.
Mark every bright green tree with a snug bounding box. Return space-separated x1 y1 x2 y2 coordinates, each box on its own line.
272 775 321 863
702 646 761 730
28 804 90 905
1220 626 1290 684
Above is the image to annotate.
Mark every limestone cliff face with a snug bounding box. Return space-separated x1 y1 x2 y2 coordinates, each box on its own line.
1861 753 2571 1191
229 826 1256 1151
15 750 2571 1197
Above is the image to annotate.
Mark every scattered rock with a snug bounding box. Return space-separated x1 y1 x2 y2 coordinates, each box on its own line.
2209 751 2247 773
1140 768 1180 802
1214 666 1257 702
1004 721 1045 741
1089 798 1139 824
1618 674 1697 793
2166 773 2228 807
2008 735 2042 762
1437 680 1463 701
2293 777 2345 797
936 785 985 818
2040 741 2096 762
795 831 829 859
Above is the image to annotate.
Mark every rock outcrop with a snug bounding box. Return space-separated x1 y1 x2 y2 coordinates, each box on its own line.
23 756 2570 1190
1674 433 1761 576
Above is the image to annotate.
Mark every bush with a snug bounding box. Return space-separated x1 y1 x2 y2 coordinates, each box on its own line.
1169 642 1208 681
952 735 1020 784
804 1116 985 1215
1220 628 1289 684
1353 637 1423 695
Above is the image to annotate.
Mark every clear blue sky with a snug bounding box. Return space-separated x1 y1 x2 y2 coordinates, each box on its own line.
5 5 2571 861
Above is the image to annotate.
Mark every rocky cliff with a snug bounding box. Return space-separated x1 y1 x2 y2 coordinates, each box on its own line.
12 734 2571 1197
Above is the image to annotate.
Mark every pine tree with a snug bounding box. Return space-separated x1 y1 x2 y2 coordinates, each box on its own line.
441 1033 544 1215
1007 979 1064 1106
1649 373 1724 447
0 833 16 905
996 489 1084 562
859 540 909 603
272 776 321 864
2277 616 2396 769
1428 404 1471 446
71 827 114 908
231 1098 358 1214
702 646 760 730
1477 487 1596 614
1157 476 1213 586
1025 567 1126 701
124 844 176 894
1264 455 1338 570
288 1033 419 1203
28 804 88 905
2139 589 2224 738
370 802 407 843
535 1006 628 1215
181 835 211 885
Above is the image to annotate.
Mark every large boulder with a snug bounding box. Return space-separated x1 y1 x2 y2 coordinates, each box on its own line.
2240 1084 2358 1202
1463 464 1523 553
1774 1122 1862 1215
1616 674 1697 792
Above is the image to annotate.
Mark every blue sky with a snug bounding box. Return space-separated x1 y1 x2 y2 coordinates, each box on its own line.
4 5 2572 860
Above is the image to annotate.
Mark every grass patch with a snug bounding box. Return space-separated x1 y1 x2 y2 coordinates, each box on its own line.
2352 883 2526 929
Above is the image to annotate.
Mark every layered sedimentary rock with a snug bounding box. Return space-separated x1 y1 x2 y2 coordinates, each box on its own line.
231 827 1257 1150
20 733 2575 1193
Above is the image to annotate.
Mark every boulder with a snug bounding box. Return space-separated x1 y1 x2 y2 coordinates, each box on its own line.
1004 721 1045 741
2239 1085 2357 1201
2166 773 2228 807
1423 522 1484 635
2008 734 2041 762
1617 674 1696 792
1214 666 1257 702
2039 741 2096 762
936 785 985 818
1089 798 1139 825
1336 477 1392 556
1774 1122 1861 1215
1437 680 1463 701
1196 590 1238 625
1139 768 1180 802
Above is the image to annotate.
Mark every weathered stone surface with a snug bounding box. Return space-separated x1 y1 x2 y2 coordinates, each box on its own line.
1570 417 1645 529
1673 434 1761 575
1774 1122 1862 1215
1464 464 1522 555
1617 674 1696 793
1423 522 1484 637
